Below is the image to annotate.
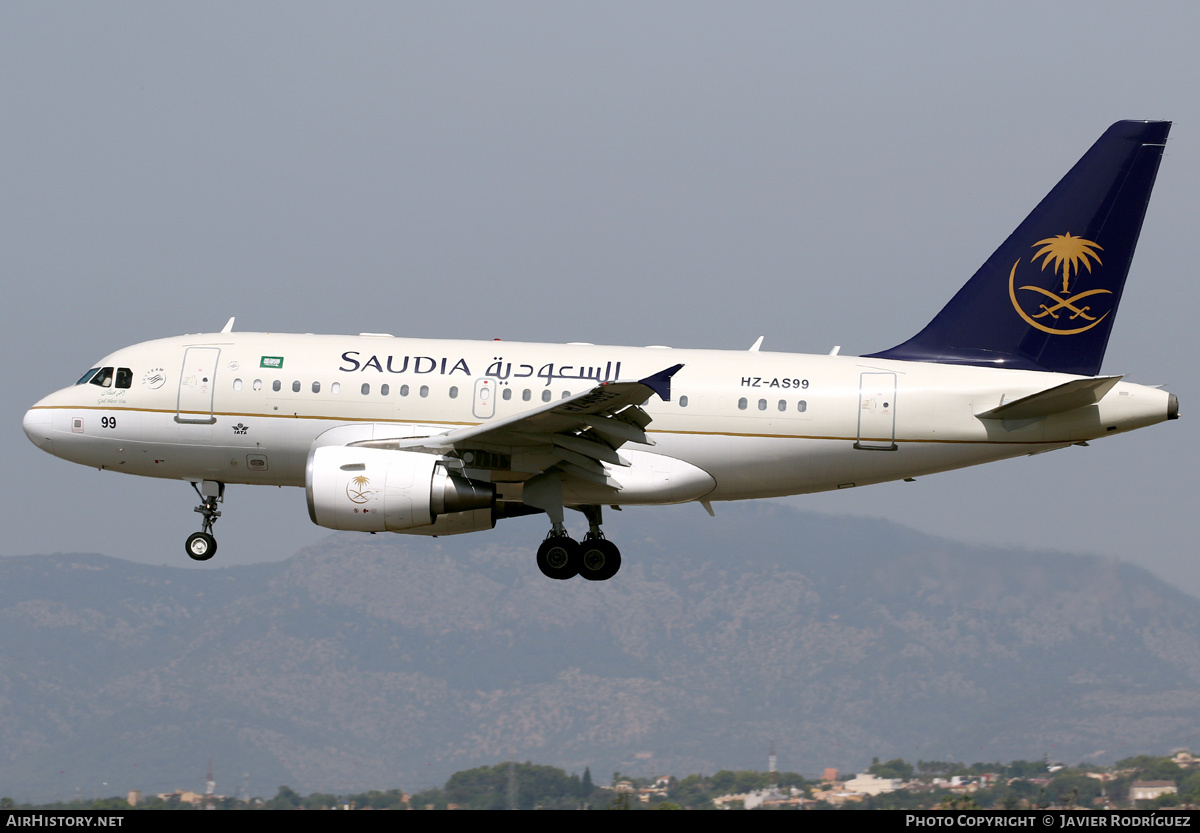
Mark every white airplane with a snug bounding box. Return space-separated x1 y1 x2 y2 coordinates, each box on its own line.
23 121 1178 581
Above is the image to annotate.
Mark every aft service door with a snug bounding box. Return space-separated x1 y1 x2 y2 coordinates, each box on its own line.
856 371 897 450
177 347 220 424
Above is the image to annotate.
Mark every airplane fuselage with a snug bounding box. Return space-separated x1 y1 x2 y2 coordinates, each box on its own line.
23 331 1174 506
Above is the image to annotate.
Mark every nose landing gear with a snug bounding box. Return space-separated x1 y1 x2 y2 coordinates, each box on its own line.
186 480 224 561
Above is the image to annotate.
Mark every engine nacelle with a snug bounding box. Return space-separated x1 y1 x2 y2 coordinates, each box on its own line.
401 508 497 537
306 445 494 532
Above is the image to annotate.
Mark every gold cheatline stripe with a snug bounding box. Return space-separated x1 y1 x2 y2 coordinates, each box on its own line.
27 405 1084 446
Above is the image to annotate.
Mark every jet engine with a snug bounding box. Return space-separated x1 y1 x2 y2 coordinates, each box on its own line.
306 445 495 533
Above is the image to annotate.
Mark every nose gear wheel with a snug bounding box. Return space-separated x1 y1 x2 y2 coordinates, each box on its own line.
186 481 224 562
186 531 216 561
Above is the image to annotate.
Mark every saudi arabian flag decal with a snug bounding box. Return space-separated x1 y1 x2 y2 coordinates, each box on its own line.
260 356 284 369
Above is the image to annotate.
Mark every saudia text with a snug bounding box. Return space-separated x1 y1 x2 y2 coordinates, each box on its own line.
339 353 621 387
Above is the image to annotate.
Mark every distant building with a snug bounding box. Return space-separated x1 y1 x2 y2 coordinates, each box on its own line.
844 773 902 796
712 788 786 810
1172 750 1197 768
822 768 839 783
157 790 206 806
1130 781 1177 802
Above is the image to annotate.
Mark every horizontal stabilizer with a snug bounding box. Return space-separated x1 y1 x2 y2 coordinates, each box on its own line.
976 375 1123 420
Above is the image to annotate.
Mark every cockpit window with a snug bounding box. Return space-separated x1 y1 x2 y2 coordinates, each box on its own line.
114 367 132 389
75 368 100 385
89 367 114 388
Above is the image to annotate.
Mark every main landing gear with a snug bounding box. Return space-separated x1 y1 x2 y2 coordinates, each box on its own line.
535 505 622 582
185 480 224 561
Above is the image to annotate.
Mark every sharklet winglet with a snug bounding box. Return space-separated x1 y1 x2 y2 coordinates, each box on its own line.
637 364 684 403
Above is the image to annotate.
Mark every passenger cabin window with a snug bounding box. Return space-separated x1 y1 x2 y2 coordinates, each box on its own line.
502 388 512 401
449 386 458 399
738 397 748 410
419 385 429 398
797 400 807 412
361 383 370 395
114 368 133 389
777 399 786 412
758 399 767 411
253 379 263 391
272 380 281 392
679 395 689 407
234 379 243 391
312 381 320 393
400 384 409 396
522 389 531 402
542 390 551 402
292 381 301 393
331 382 341 394
381 384 390 396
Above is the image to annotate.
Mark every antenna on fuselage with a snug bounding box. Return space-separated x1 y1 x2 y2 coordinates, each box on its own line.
220 317 235 333
749 336 764 352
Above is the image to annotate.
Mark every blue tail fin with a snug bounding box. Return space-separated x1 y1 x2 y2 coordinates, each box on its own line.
866 121 1169 376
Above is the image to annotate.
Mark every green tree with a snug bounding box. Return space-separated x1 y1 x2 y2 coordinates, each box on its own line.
1047 773 1101 808
869 758 915 781
1116 755 1182 782
940 794 979 810
265 785 302 810
444 762 583 810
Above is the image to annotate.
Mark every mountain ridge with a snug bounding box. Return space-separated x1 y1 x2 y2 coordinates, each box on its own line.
2 505 1197 801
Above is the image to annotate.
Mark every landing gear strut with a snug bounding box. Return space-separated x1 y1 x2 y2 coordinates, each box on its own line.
534 506 622 582
578 505 621 581
186 480 224 561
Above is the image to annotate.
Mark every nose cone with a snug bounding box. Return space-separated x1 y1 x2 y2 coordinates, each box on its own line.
23 407 54 453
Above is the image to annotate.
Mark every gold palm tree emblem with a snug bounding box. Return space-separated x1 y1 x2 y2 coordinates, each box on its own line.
1031 233 1103 294
1010 232 1112 335
347 475 371 504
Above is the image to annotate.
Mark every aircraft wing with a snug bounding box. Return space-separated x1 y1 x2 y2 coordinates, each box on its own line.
351 364 683 484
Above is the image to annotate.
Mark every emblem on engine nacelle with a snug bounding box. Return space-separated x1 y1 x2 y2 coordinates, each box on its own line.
346 475 373 504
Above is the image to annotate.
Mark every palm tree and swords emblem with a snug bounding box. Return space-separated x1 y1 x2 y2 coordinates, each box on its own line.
1008 232 1111 335
346 475 373 505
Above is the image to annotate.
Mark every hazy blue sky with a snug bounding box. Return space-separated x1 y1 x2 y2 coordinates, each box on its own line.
5 3 1199 592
